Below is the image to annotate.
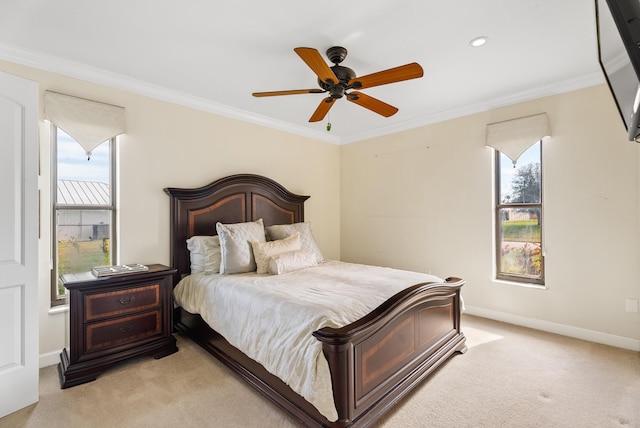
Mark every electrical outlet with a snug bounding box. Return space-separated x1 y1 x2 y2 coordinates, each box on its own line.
625 298 639 313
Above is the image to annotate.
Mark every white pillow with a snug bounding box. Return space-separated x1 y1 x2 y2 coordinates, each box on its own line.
186 235 220 274
250 233 301 274
216 219 265 274
267 249 318 275
265 222 324 263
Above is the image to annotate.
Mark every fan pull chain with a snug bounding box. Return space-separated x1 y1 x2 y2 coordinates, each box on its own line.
326 112 332 131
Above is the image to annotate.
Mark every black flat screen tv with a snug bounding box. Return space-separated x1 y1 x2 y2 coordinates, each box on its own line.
596 0 640 142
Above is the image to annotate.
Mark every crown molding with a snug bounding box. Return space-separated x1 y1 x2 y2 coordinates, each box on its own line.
0 42 340 144
0 42 603 146
340 71 605 144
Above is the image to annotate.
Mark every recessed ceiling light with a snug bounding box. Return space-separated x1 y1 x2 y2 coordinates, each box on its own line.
469 36 488 47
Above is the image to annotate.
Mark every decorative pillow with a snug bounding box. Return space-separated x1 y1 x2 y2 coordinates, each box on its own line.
267 249 318 275
250 233 301 274
216 219 265 274
265 222 324 263
186 235 220 274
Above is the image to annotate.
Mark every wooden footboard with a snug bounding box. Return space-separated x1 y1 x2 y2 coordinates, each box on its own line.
174 276 465 428
314 277 466 427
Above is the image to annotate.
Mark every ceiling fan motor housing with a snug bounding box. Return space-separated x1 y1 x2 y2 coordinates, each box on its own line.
319 65 356 98
316 46 356 98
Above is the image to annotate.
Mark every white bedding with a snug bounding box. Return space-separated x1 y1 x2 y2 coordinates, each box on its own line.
173 260 444 421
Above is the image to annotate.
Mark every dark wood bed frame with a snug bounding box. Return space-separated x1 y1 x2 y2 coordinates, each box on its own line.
164 173 466 427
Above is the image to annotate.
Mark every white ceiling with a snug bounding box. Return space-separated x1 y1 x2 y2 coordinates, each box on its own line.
0 0 604 144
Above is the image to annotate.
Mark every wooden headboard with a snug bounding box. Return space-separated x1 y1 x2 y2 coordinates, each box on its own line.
164 174 309 280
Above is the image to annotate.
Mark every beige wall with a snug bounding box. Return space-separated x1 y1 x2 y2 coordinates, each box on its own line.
0 61 341 365
3 57 639 364
341 85 640 346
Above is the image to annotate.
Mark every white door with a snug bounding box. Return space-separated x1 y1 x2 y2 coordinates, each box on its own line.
0 71 39 417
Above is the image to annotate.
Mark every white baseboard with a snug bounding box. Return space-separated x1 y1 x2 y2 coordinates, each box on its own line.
40 350 61 368
464 305 640 352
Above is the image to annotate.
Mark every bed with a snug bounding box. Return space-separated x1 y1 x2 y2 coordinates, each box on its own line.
164 173 466 427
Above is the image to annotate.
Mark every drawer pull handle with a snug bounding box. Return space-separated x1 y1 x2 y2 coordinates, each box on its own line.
119 325 134 333
118 296 135 305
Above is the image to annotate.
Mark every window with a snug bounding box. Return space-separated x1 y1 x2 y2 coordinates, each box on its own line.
495 141 544 285
51 127 117 305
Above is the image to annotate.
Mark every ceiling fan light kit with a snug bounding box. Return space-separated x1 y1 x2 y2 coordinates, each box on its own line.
252 46 424 123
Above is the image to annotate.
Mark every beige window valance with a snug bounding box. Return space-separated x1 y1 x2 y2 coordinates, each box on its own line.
44 91 125 159
485 113 550 165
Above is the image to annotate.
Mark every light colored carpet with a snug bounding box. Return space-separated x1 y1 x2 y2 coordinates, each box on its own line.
1 315 638 427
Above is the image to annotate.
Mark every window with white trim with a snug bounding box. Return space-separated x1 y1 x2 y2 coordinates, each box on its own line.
51 127 117 305
495 141 544 285
486 113 549 286
45 91 125 306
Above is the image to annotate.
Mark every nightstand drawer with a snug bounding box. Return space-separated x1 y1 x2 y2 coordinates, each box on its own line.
85 310 162 353
85 284 160 321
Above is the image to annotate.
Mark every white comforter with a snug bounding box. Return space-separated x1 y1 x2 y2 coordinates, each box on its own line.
173 260 443 421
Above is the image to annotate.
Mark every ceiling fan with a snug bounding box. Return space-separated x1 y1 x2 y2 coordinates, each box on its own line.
252 46 424 123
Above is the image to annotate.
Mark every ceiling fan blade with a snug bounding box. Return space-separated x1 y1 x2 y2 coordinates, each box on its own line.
294 47 340 86
252 89 325 97
348 62 424 90
347 91 398 117
309 97 336 122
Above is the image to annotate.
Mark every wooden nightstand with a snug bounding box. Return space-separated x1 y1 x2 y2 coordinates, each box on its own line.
57 264 178 388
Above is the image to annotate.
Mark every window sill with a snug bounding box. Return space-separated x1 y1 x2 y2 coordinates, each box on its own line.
492 278 547 290
48 304 69 315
